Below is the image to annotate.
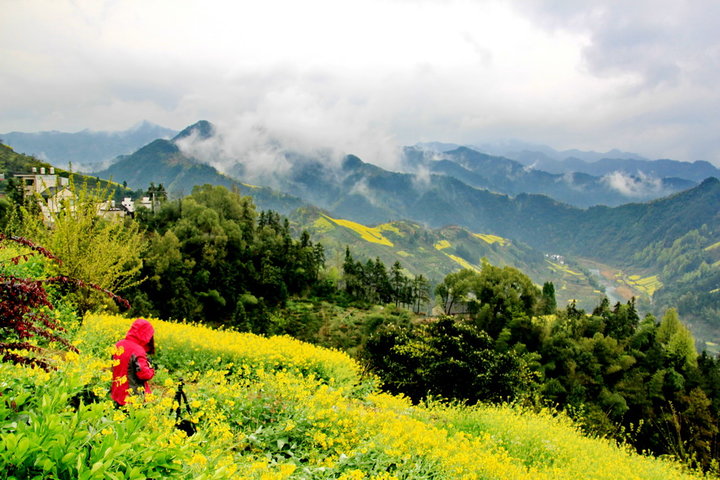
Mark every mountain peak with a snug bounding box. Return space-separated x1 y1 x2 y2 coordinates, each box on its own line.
173 120 215 142
342 154 364 170
699 176 720 188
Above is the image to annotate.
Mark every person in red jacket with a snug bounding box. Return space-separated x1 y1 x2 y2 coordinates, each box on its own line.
111 318 156 406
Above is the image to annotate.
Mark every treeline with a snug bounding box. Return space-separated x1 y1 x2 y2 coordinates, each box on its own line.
342 248 431 312
363 264 720 472
126 184 429 332
128 185 327 331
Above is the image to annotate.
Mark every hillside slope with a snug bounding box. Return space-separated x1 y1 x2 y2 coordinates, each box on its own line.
92 124 720 344
0 143 134 201
1 313 700 480
292 206 605 310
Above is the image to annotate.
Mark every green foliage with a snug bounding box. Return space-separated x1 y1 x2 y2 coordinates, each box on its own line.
658 309 698 369
273 300 415 358
365 316 528 404
130 185 326 331
634 226 720 350
0 360 195 480
18 180 144 313
541 281 557 314
0 235 83 369
364 259 720 472
434 263 542 338
340 248 431 311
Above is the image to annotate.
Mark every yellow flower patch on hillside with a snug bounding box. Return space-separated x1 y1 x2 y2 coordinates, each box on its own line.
377 223 403 236
434 240 451 250
323 215 394 247
627 275 663 297
704 241 720 251
80 314 361 387
38 314 706 480
312 216 335 233
473 233 509 246
546 260 582 276
445 254 480 272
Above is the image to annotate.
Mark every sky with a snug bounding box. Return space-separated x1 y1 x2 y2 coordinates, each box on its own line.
2 0 720 166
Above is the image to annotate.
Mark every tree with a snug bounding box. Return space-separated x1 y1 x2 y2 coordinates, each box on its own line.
606 299 639 339
411 274 431 314
365 316 526 404
657 308 698 369
435 269 476 314
435 263 541 337
541 281 557 314
0 234 76 369
472 262 541 338
390 261 405 307
18 180 145 314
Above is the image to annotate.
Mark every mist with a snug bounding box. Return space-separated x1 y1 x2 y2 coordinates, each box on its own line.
601 171 666 198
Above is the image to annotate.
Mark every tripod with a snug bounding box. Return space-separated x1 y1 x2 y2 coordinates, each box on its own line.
172 379 197 436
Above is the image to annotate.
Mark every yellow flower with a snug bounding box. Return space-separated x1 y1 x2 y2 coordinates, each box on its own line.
339 469 365 480
188 452 207 466
278 464 297 478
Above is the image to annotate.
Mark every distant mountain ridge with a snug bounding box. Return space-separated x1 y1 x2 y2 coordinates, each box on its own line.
416 141 720 183
94 123 720 346
95 121 720 265
403 146 696 207
0 121 178 171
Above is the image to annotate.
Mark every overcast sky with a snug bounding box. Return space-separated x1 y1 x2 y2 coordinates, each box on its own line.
2 0 720 165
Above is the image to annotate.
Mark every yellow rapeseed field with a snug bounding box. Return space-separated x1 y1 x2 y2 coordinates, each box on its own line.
78 314 361 387
434 240 452 250
323 215 394 247
472 233 509 246
69 314 707 479
3 313 707 479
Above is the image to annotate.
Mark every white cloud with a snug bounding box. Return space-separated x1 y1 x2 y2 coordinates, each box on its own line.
1 0 720 165
601 171 665 198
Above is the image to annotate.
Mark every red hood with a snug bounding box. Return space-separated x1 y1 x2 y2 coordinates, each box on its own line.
126 318 154 347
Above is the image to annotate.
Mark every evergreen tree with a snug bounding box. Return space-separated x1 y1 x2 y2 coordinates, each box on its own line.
541 281 557 314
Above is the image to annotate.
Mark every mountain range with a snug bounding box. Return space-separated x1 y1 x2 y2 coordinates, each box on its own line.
4 120 720 349
402 146 697 207
90 121 720 264
94 123 303 214
0 121 177 171
419 140 720 182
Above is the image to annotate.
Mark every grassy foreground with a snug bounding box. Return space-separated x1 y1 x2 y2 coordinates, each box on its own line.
0 314 710 480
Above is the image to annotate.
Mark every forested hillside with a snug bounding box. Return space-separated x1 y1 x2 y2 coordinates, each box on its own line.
292 206 605 310
5 138 720 346
4 165 720 474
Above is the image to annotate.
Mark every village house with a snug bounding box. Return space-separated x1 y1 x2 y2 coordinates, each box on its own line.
13 167 147 222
